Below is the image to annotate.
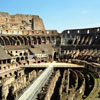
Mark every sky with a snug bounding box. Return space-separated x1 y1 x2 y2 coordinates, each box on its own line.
0 0 100 32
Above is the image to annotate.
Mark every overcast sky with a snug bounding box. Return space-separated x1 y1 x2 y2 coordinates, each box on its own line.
0 0 100 32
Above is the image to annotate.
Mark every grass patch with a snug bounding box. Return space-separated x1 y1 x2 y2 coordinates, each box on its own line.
85 72 100 100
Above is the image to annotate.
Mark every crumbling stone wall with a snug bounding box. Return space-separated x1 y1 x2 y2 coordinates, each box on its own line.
0 70 37 100
0 12 45 31
44 70 60 100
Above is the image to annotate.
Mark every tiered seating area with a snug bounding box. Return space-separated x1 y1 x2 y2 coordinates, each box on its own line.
61 49 100 63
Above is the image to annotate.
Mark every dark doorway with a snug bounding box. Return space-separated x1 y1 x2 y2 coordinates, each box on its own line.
54 52 57 61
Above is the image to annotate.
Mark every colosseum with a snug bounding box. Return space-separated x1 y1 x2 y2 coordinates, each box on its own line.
0 12 100 100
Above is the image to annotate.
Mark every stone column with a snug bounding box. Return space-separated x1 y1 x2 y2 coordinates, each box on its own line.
66 69 70 93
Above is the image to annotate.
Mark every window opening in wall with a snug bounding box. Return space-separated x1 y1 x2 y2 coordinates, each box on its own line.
87 30 90 34
42 50 45 53
6 30 8 33
21 57 24 60
47 31 49 34
10 73 12 76
42 31 44 34
96 36 97 38
72 34 75 38
22 20 24 24
77 30 80 33
4 67 6 70
16 31 19 34
5 18 7 22
25 56 28 60
5 75 7 77
68 30 70 34
97 28 99 32
67 34 70 38
29 20 32 22
0 30 2 34
0 77 2 80
37 31 38 34
20 53 22 56
52 31 54 34
24 52 27 56
11 31 14 34
8 65 10 69
63 35 65 38
19 73 21 76
38 61 40 63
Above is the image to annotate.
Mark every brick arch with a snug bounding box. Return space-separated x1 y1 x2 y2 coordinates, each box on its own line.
47 36 51 43
2 36 11 45
11 36 19 46
7 36 16 45
1 36 10 45
32 36 37 44
56 36 61 45
0 36 5 45
22 36 28 45
37 36 41 44
27 36 32 45
17 36 24 45
16 40 21 45
41 36 46 44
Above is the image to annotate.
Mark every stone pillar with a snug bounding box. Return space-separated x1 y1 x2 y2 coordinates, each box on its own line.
66 69 70 93
54 36 56 45
61 36 63 45
1 85 9 100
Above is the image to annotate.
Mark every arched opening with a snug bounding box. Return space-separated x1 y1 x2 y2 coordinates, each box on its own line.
22 36 28 45
37 37 41 44
51 36 55 43
67 39 73 44
17 36 24 45
14 71 17 79
27 36 31 45
7 86 15 100
16 41 20 46
5 75 7 78
9 73 12 76
54 52 58 61
47 36 50 43
12 36 19 46
0 37 5 45
25 56 28 60
1 36 10 45
3 60 6 64
32 36 37 45
56 36 61 46
94 35 100 45
21 57 24 60
16 57 20 62
7 36 15 45
42 36 46 44
24 52 28 56
7 59 11 63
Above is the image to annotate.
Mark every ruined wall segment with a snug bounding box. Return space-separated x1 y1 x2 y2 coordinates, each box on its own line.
33 16 45 30
0 12 45 31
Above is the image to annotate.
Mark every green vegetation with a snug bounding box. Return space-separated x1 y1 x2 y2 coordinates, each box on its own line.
85 72 100 100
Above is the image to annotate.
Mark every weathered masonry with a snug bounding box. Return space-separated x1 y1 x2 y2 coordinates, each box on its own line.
0 12 100 100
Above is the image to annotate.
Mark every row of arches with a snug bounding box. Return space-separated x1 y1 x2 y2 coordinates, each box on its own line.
0 35 61 46
73 34 100 45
